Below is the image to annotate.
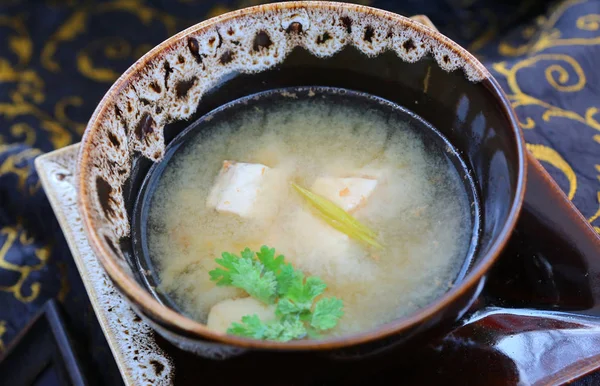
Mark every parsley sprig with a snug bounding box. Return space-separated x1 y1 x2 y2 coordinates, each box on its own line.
209 246 344 342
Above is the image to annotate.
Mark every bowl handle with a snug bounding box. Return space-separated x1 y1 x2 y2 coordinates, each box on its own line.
409 15 600 380
429 152 600 385
485 153 600 309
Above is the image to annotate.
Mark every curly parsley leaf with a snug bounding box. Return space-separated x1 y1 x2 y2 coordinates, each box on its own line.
209 248 277 304
276 263 303 296
256 246 285 272
311 297 344 330
227 314 307 342
285 276 327 311
212 246 344 342
240 247 255 260
270 317 307 342
257 246 304 297
275 298 301 316
230 258 278 304
209 252 240 286
227 315 268 339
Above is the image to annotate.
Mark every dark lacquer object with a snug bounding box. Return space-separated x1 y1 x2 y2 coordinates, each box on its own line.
0 300 88 386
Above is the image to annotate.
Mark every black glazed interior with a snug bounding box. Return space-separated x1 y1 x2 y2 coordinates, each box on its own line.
131 86 482 313
119 46 521 324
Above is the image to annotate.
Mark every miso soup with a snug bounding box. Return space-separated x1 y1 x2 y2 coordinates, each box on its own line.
142 88 477 341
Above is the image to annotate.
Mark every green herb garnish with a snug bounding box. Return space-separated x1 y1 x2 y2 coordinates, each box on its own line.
209 248 278 304
209 246 344 342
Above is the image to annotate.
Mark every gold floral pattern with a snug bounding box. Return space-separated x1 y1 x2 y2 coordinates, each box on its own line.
0 225 51 303
0 15 82 148
488 0 600 231
0 320 6 353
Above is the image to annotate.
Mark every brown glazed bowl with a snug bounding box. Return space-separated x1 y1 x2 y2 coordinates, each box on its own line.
76 1 530 359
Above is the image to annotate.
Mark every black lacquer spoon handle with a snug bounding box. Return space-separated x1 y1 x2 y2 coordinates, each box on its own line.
442 154 600 386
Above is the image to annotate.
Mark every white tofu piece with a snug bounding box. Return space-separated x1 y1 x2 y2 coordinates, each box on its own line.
207 161 269 217
207 297 276 334
310 177 378 213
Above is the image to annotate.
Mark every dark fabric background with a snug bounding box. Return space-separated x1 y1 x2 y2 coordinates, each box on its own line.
1 0 599 384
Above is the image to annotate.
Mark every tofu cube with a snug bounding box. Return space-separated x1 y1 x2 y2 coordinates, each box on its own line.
207 161 269 217
207 297 276 334
310 177 378 213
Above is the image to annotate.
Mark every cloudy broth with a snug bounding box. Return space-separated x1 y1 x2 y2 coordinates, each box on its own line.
146 91 475 338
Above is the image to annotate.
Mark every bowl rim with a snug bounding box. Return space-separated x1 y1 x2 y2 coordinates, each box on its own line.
77 1 527 350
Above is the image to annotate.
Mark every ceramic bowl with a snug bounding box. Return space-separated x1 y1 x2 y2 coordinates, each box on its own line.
77 1 527 359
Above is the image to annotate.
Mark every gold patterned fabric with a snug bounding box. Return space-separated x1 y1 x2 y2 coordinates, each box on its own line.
0 0 599 381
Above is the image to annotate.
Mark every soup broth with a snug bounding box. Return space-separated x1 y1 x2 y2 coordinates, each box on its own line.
144 89 475 339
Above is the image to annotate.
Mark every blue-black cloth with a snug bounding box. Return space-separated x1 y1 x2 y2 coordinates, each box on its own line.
1 0 599 384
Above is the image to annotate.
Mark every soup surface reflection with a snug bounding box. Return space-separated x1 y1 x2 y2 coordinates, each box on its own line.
146 91 474 339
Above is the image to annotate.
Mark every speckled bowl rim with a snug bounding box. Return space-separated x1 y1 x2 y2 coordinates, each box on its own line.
77 1 527 350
